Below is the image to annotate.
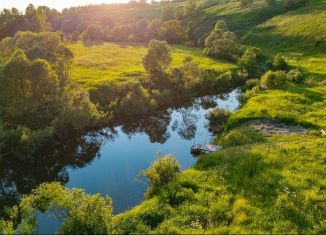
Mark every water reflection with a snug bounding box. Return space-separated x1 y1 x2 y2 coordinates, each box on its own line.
0 90 239 221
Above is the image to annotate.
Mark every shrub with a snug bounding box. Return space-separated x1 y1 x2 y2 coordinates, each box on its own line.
142 154 180 191
260 70 288 89
12 183 113 234
286 69 304 83
273 53 289 71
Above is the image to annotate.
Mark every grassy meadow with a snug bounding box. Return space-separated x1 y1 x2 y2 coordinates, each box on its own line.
68 42 236 89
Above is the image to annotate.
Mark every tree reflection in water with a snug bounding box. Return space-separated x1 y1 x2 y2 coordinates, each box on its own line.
0 92 235 218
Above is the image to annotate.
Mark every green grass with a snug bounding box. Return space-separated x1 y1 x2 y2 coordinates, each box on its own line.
243 0 326 53
67 42 236 89
229 86 326 129
112 131 326 234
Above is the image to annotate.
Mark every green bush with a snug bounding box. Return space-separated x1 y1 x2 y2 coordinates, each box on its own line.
260 70 288 89
142 154 180 193
273 53 289 71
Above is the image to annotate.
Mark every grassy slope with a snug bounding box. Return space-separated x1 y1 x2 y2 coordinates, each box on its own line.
67 42 236 89
111 1 326 233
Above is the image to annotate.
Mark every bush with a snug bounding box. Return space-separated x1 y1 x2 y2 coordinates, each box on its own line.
260 70 288 89
273 53 289 71
286 69 304 83
11 183 113 234
238 47 266 78
142 154 180 191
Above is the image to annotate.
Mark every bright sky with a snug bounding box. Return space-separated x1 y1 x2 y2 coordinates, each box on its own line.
0 0 132 11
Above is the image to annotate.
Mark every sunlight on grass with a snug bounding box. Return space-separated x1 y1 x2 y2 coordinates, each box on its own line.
67 42 236 89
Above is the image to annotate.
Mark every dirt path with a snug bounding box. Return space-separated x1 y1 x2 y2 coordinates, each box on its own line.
250 120 308 135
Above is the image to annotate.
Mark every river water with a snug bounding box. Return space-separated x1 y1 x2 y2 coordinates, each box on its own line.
1 90 239 233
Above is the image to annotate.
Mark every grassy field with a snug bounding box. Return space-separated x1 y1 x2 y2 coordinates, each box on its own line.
67 42 236 89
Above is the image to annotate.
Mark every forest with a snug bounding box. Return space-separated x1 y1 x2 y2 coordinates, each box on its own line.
0 0 325 234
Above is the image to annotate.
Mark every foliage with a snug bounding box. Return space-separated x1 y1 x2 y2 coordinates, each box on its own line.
158 20 188 44
81 25 105 42
184 0 197 17
238 47 267 78
143 39 172 78
260 70 288 90
0 49 60 129
0 31 73 84
203 20 241 62
161 5 176 22
6 182 113 234
273 53 289 71
170 57 202 94
142 154 180 194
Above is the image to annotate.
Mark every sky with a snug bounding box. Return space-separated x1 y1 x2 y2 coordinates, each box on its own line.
0 0 133 11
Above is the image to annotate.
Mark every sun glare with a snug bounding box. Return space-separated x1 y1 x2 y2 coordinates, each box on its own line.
1 0 130 11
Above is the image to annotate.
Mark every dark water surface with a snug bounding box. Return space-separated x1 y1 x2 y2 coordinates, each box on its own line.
3 90 239 233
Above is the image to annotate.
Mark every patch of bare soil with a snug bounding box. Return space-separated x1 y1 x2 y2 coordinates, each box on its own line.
250 120 308 135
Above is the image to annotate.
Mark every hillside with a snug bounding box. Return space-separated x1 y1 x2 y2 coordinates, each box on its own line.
0 0 325 234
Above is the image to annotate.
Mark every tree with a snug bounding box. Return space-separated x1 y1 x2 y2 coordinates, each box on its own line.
134 18 149 42
111 23 132 42
147 19 161 40
81 24 105 42
161 5 176 22
184 0 197 16
238 47 266 78
143 39 172 77
203 20 241 61
0 31 73 85
170 57 202 93
25 4 51 32
0 49 60 128
158 20 188 44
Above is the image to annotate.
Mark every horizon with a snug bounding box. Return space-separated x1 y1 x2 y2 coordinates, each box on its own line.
0 0 137 12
